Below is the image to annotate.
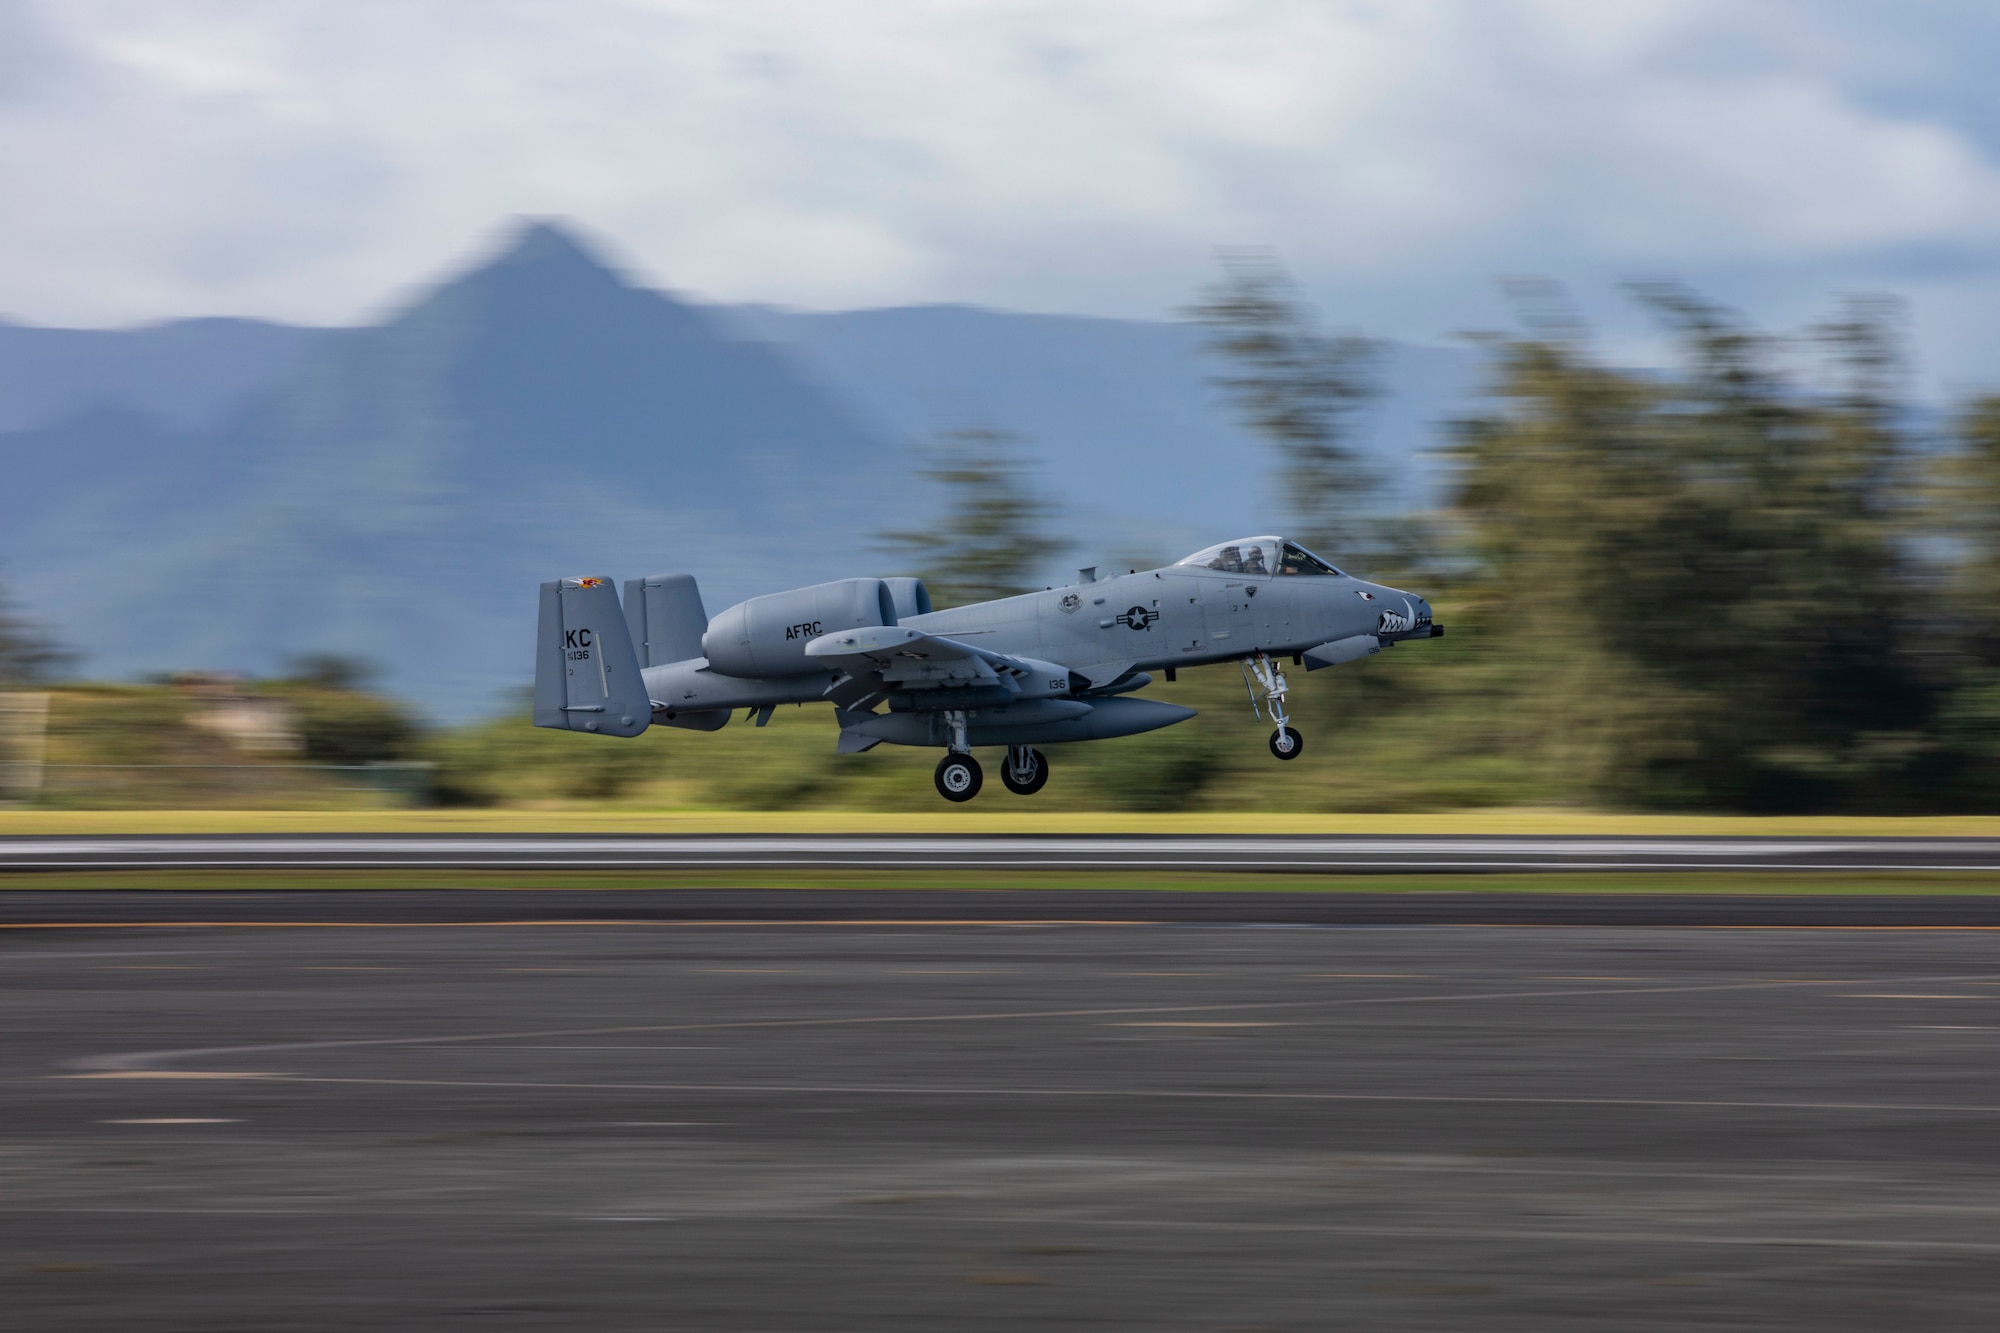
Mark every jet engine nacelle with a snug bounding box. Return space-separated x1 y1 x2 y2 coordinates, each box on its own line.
702 578 900 678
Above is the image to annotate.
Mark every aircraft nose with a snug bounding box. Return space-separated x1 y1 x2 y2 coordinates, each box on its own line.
1373 586 1440 638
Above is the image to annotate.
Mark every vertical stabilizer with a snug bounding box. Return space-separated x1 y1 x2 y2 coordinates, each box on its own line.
622 573 708 667
533 577 651 736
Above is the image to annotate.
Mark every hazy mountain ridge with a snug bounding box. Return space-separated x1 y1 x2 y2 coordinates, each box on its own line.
0 222 1475 716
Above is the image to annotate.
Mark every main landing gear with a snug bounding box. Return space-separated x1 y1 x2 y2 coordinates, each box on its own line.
934 752 982 802
934 709 982 802
932 711 1052 802
1243 650 1304 762
1000 745 1049 795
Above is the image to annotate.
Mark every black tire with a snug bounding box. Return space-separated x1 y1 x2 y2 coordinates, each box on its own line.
999 748 1050 796
934 753 983 802
1269 726 1304 761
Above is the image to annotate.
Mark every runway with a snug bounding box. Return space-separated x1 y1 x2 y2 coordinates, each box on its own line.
11 888 2000 928
10 921 2000 1329
9 831 2000 872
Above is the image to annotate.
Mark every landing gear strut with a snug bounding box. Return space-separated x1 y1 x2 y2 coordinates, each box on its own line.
1000 745 1049 796
935 711 983 802
1244 651 1304 761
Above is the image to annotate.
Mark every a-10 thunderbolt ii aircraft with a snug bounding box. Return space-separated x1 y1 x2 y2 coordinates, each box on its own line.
534 536 1441 802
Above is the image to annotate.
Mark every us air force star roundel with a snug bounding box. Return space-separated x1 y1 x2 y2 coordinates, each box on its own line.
1116 606 1158 631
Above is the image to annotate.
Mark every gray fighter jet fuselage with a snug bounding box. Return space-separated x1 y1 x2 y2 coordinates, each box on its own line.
534 536 1440 801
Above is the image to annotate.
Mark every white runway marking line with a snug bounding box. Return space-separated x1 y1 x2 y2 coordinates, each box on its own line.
100 1117 239 1125
57 976 1861 1077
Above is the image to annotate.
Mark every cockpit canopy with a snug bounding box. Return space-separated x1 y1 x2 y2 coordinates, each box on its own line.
1173 537 1344 577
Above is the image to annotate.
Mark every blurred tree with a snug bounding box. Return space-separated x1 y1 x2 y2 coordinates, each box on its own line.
1188 251 1381 564
1937 397 2000 653
0 581 75 684
269 654 417 767
1451 287 1931 810
878 426 1066 608
290 688 419 766
285 653 379 692
1919 394 2000 806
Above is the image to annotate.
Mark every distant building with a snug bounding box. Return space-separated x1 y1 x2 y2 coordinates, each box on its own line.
173 673 301 753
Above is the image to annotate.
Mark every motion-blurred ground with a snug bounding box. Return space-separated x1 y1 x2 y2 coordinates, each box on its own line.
10 920 2000 1330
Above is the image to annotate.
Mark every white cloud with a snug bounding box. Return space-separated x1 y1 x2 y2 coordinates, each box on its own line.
1 0 1998 337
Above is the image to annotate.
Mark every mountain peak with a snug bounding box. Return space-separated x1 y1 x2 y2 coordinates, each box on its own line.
489 217 616 272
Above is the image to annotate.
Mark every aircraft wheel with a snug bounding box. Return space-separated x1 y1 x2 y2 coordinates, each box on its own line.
1269 726 1304 761
934 752 983 802
1000 748 1050 796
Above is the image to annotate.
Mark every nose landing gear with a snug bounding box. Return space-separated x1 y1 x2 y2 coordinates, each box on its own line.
1243 651 1304 761
1000 745 1050 795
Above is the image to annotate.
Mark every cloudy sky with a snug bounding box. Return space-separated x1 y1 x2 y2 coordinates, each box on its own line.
6 0 2000 389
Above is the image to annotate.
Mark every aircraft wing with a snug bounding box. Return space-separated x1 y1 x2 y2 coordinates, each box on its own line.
805 625 1044 708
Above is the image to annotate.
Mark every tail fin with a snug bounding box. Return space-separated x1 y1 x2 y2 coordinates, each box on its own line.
622 573 708 667
533 577 651 737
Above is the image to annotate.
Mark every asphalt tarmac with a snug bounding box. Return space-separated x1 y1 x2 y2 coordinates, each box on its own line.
9 918 2000 1330
11 832 2000 872
11 887 2000 927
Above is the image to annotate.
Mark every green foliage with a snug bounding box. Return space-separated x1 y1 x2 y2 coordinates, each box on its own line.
289 690 419 766
1938 395 2000 656
0 580 75 685
1451 287 1935 810
878 427 1067 608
